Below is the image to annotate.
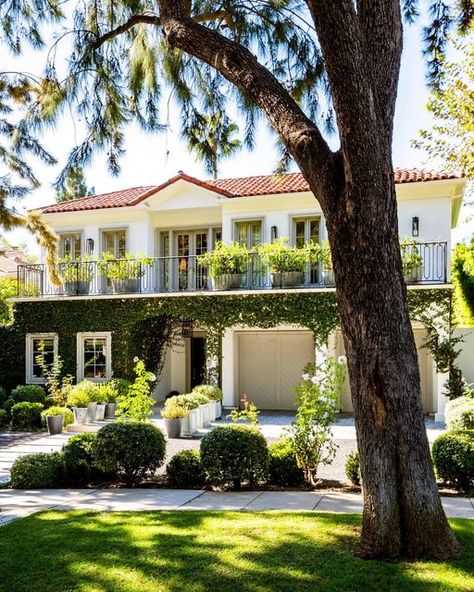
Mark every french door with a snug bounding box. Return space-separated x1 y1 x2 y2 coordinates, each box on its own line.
176 231 208 291
294 217 321 284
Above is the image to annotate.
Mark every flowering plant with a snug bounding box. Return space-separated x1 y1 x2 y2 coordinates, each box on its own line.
116 358 156 422
231 395 260 426
286 354 347 486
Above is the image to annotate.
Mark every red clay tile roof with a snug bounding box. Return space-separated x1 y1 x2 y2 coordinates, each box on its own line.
38 168 463 214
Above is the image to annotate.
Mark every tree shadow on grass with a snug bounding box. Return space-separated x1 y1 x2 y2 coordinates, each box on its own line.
0 511 473 592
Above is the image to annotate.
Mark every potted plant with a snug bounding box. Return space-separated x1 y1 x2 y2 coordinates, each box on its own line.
98 252 153 294
95 384 110 421
401 238 423 283
59 255 94 296
192 392 212 426
41 406 74 435
103 378 130 418
257 239 308 288
192 384 223 420
198 241 249 291
171 394 201 436
67 389 90 425
161 401 188 438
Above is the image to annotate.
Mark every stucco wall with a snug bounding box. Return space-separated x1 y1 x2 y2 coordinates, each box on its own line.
455 327 474 386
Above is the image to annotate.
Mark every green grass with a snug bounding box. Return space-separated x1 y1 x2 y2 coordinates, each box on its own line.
0 512 473 592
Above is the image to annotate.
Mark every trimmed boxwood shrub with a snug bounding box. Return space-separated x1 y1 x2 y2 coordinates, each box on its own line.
63 432 99 485
0 408 9 429
11 402 44 431
200 425 269 489
432 430 474 491
445 397 474 431
345 451 361 486
166 450 205 488
268 439 304 487
11 385 47 405
10 452 64 488
93 422 166 485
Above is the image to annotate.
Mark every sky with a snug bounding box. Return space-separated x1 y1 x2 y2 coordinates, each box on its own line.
2 18 461 253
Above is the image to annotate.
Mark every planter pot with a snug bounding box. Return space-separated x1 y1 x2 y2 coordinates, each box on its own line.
212 273 244 291
195 406 203 429
404 268 421 284
110 278 141 294
188 408 198 434
87 402 97 423
95 404 106 421
323 269 335 286
73 407 88 425
46 415 64 435
63 280 91 296
201 403 211 426
215 400 222 419
180 413 190 437
209 400 217 422
104 402 117 419
271 271 304 288
163 418 182 439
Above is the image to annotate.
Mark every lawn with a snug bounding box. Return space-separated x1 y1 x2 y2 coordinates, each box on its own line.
0 512 473 592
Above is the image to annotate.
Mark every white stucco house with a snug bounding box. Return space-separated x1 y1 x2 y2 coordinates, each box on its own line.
12 168 467 421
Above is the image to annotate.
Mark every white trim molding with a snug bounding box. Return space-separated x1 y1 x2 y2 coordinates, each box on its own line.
76 331 112 382
26 333 58 384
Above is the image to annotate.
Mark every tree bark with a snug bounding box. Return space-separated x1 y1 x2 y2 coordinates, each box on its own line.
153 0 459 558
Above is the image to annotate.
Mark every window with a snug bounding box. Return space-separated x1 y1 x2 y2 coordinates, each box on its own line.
77 332 112 381
59 233 82 259
235 220 262 248
26 333 58 384
293 217 320 247
102 229 126 258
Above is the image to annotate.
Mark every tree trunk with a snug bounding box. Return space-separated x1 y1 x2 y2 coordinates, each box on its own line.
303 151 459 559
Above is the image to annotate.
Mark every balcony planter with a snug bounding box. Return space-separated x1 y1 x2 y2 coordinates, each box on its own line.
98 253 153 295
212 273 244 291
73 407 88 425
59 256 94 296
95 403 106 421
110 278 140 294
270 271 304 288
401 238 423 284
45 415 64 435
104 402 117 419
163 418 183 439
86 402 97 422
63 280 91 296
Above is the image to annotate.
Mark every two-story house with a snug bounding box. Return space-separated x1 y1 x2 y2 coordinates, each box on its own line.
12 168 466 421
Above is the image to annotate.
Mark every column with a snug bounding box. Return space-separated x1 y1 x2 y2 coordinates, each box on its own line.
221 328 235 408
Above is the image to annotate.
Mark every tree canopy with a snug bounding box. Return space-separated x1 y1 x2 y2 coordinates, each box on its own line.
55 167 95 202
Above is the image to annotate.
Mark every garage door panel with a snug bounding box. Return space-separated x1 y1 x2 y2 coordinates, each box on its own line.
278 334 315 409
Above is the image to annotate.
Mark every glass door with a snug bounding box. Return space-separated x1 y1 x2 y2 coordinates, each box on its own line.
175 231 209 291
236 221 262 287
294 217 320 284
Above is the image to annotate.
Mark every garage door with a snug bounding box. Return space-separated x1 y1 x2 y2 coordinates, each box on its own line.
238 331 315 410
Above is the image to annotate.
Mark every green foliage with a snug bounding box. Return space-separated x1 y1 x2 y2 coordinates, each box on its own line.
345 451 361 486
257 239 321 273
11 384 46 405
285 356 345 486
117 358 156 422
400 238 423 279
98 253 153 280
0 277 17 325
432 430 474 491
198 241 250 277
93 422 166 485
11 452 64 489
41 406 73 426
104 378 131 400
55 167 94 202
231 399 260 426
67 381 100 408
452 237 474 326
166 450 204 488
192 384 223 401
267 439 305 487
200 425 268 489
0 408 9 428
445 397 474 431
161 401 188 419
36 341 73 406
2 398 15 416
0 385 7 406
58 256 95 283
11 401 44 430
63 432 99 485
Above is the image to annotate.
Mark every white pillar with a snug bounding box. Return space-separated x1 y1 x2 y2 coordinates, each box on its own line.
221 328 236 408
434 366 449 424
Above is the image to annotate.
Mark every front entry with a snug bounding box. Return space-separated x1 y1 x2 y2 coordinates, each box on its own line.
190 336 207 389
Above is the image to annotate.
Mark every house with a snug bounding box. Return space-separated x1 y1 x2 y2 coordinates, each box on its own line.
11 168 466 421
0 245 29 278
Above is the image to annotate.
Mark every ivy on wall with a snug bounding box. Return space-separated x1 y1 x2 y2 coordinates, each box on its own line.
0 288 453 391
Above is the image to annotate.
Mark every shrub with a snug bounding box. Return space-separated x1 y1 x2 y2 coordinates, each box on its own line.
41 406 74 427
200 425 268 489
106 378 131 398
192 385 223 401
11 385 47 405
116 359 156 422
345 451 361 486
11 402 44 430
67 381 100 408
432 430 474 491
2 398 15 416
63 433 100 485
10 452 63 488
0 408 9 429
93 422 166 485
268 439 305 487
161 401 188 419
166 450 205 488
445 397 474 431
0 386 7 406
96 382 118 403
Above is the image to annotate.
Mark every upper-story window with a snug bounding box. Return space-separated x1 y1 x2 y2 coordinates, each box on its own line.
59 233 82 259
102 229 126 258
236 220 262 248
294 217 320 246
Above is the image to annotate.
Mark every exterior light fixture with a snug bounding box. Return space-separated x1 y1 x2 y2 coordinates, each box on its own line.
181 319 193 337
271 225 278 241
86 238 95 254
412 216 419 237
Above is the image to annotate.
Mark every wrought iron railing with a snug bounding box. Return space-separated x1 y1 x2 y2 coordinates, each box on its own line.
16 241 448 298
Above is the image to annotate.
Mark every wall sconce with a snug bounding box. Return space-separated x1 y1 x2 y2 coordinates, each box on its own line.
412 216 419 237
86 238 95 254
181 319 193 338
271 225 278 241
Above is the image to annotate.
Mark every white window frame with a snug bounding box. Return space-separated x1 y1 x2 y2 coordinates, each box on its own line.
76 332 112 382
26 333 58 384
58 231 84 259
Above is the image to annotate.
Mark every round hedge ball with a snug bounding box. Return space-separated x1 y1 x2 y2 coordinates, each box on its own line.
166 449 205 488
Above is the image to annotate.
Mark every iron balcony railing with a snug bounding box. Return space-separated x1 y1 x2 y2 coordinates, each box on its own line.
16 241 448 298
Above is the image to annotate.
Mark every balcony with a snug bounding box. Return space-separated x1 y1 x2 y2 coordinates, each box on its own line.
16 241 448 298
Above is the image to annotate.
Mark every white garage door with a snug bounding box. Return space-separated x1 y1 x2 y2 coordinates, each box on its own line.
238 331 315 410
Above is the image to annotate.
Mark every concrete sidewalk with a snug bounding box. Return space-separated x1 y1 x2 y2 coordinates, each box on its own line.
1 488 473 526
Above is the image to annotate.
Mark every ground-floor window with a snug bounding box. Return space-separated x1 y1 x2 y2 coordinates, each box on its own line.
76 332 112 381
26 333 58 384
